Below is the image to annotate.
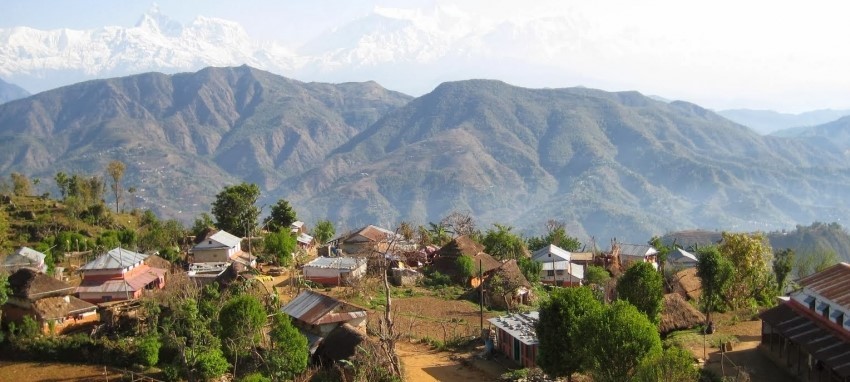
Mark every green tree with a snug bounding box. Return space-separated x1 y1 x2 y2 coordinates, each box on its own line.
633 345 699 382
0 272 9 331
527 220 581 252
426 222 452 246
135 335 162 367
583 265 611 286
264 229 297 266
107 160 126 213
456 255 476 280
796 249 839 279
773 248 795 294
219 295 266 360
264 314 308 381
54 172 70 199
718 232 774 307
192 213 215 238
162 299 230 382
311 219 335 245
616 262 664 325
0 208 9 252
649 236 673 275
517 257 542 283
482 224 527 260
263 199 297 233
696 246 734 322
581 300 662 382
10 172 32 196
536 287 602 382
211 183 260 236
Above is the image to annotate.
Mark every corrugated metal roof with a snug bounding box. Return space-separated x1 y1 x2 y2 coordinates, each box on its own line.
210 230 242 248
531 244 571 262
488 311 539 345
304 256 364 270
761 301 850 377
799 263 850 310
669 248 698 265
618 244 658 258
297 233 314 245
81 248 147 270
77 265 164 293
282 290 367 325
3 247 47 271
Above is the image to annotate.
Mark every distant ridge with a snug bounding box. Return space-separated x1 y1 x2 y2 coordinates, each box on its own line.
0 78 29 104
718 108 850 135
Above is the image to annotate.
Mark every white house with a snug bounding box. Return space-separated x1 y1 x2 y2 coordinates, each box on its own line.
667 248 698 269
531 244 583 286
303 257 367 286
191 230 250 264
3 247 48 273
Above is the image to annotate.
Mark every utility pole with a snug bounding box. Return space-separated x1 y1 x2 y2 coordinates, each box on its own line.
479 259 484 332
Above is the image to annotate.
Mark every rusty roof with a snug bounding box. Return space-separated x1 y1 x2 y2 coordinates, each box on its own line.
799 263 850 310
760 301 850 377
282 290 367 326
33 295 97 320
8 268 74 300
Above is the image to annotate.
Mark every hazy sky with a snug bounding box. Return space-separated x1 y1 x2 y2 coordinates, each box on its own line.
3 0 850 113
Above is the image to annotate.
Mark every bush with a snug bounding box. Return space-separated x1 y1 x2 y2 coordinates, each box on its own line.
240 373 271 382
135 335 161 367
423 270 452 287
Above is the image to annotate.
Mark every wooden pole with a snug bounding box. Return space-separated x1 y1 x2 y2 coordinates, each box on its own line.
479 259 484 332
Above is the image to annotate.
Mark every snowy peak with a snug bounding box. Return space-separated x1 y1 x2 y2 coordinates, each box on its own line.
135 4 183 37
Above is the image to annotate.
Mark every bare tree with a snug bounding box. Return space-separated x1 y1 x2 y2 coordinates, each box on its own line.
107 160 126 213
441 210 477 237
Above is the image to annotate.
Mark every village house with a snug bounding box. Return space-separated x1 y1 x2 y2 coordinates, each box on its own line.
75 247 167 303
615 243 659 270
3 268 98 334
191 229 255 266
282 290 368 355
531 244 584 286
302 256 367 286
760 262 850 381
290 221 315 249
483 259 535 309
431 235 502 284
488 311 539 368
330 225 416 256
2 246 48 273
667 248 699 269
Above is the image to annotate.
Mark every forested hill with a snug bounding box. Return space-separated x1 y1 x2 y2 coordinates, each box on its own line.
1 69 850 241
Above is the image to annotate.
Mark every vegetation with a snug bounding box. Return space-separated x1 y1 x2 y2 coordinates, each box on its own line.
583 265 610 286
773 248 795 293
265 314 309 381
536 287 602 381
517 256 542 283
312 219 335 245
263 229 297 265
456 255 475 280
633 345 699 382
263 199 297 233
211 182 261 236
616 262 664 325
106 160 125 213
718 232 775 307
696 246 734 322
219 295 267 360
526 220 581 252
482 224 527 260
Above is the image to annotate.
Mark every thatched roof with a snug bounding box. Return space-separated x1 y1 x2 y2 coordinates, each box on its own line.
33 295 97 320
485 259 531 290
8 268 74 300
315 323 368 362
144 254 172 271
431 251 501 282
660 293 706 334
673 268 702 300
435 235 484 258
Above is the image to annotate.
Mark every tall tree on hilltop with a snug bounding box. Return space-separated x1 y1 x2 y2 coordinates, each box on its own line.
263 199 297 233
616 262 664 325
211 183 260 237
107 160 126 213
536 286 602 382
483 224 527 260
54 172 69 200
10 172 32 196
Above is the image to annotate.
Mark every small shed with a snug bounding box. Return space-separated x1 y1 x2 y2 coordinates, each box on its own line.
488 311 539 368
303 257 367 286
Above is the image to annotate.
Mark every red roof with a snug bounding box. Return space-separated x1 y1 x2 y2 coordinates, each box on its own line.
76 265 165 294
799 262 850 310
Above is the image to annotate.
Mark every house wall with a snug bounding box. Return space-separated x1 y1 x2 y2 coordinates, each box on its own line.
304 263 366 286
495 327 537 368
539 271 581 286
43 311 99 335
78 289 143 304
193 248 231 263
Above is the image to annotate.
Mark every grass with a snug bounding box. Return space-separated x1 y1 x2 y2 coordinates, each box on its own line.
665 328 740 349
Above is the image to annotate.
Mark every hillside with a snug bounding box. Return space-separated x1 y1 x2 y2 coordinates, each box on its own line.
0 66 411 220
0 78 28 104
717 108 850 135
770 116 850 150
284 79 850 240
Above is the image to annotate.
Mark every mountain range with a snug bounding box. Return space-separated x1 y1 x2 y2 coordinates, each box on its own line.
1 66 850 243
0 78 29 104
717 108 850 135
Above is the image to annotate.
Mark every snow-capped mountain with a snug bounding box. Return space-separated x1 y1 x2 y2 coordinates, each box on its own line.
0 5 296 93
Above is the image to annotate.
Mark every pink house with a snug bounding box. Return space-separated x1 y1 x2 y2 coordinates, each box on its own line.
75 248 167 303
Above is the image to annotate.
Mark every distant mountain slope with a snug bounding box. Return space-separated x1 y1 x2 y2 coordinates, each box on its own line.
0 78 29 104
0 66 411 219
770 116 850 149
283 80 850 240
718 108 850 135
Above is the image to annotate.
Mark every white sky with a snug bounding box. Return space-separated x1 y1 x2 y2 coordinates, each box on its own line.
3 0 850 112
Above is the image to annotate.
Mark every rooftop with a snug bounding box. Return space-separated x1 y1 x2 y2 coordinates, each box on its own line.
799 262 850 310
531 244 571 262
304 256 365 270
617 243 658 258
282 290 367 326
8 268 74 300
81 247 147 270
488 311 539 345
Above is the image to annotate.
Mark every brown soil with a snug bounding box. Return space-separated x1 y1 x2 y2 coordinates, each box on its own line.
396 341 504 382
0 361 126 382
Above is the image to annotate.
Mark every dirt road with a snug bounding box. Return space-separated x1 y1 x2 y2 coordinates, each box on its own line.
396 342 501 382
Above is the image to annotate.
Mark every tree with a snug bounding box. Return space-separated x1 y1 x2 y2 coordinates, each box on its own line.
718 232 774 307
311 219 335 245
219 295 266 360
649 236 673 275
583 265 611 286
263 199 297 233
191 213 216 238
456 255 476 280
265 314 308 381
482 224 527 260
0 271 9 330
264 229 297 266
527 220 581 252
55 172 70 199
616 262 664 325
696 246 733 323
0 208 8 252
796 249 839 279
211 183 260 236
633 345 699 382
536 287 602 382
581 300 662 382
162 299 230 382
773 248 795 294
107 160 126 212
518 256 542 283
10 172 32 196
426 222 452 246
440 211 477 237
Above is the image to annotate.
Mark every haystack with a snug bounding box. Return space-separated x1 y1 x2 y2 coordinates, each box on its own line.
672 267 702 300
660 293 706 334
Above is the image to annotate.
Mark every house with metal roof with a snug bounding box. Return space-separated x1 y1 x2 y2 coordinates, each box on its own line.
282 290 368 355
331 225 416 255
191 230 249 264
3 268 98 334
2 246 48 273
303 256 366 286
531 244 584 286
488 311 539 368
75 248 166 303
667 248 699 269
615 243 658 270
760 262 850 381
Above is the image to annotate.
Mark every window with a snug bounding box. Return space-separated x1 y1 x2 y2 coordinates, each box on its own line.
824 305 830 319
809 297 817 311
547 270 554 277
836 312 845 326
556 270 565 275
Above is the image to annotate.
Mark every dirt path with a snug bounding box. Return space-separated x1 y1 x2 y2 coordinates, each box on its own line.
0 361 126 382
396 342 500 382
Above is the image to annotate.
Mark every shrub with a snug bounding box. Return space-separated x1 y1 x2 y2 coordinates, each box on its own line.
135 335 161 367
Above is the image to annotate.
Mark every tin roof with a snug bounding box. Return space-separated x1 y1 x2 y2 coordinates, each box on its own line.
297 232 314 245
668 248 699 265
282 290 367 326
76 265 165 293
532 244 571 262
210 230 242 248
81 247 147 270
5 247 46 267
618 244 658 258
761 301 850 377
304 256 365 270
799 263 850 310
488 311 539 346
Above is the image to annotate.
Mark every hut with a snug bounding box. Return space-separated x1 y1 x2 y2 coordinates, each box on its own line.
431 236 501 283
315 323 368 363
660 293 706 334
672 268 702 300
483 260 534 309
